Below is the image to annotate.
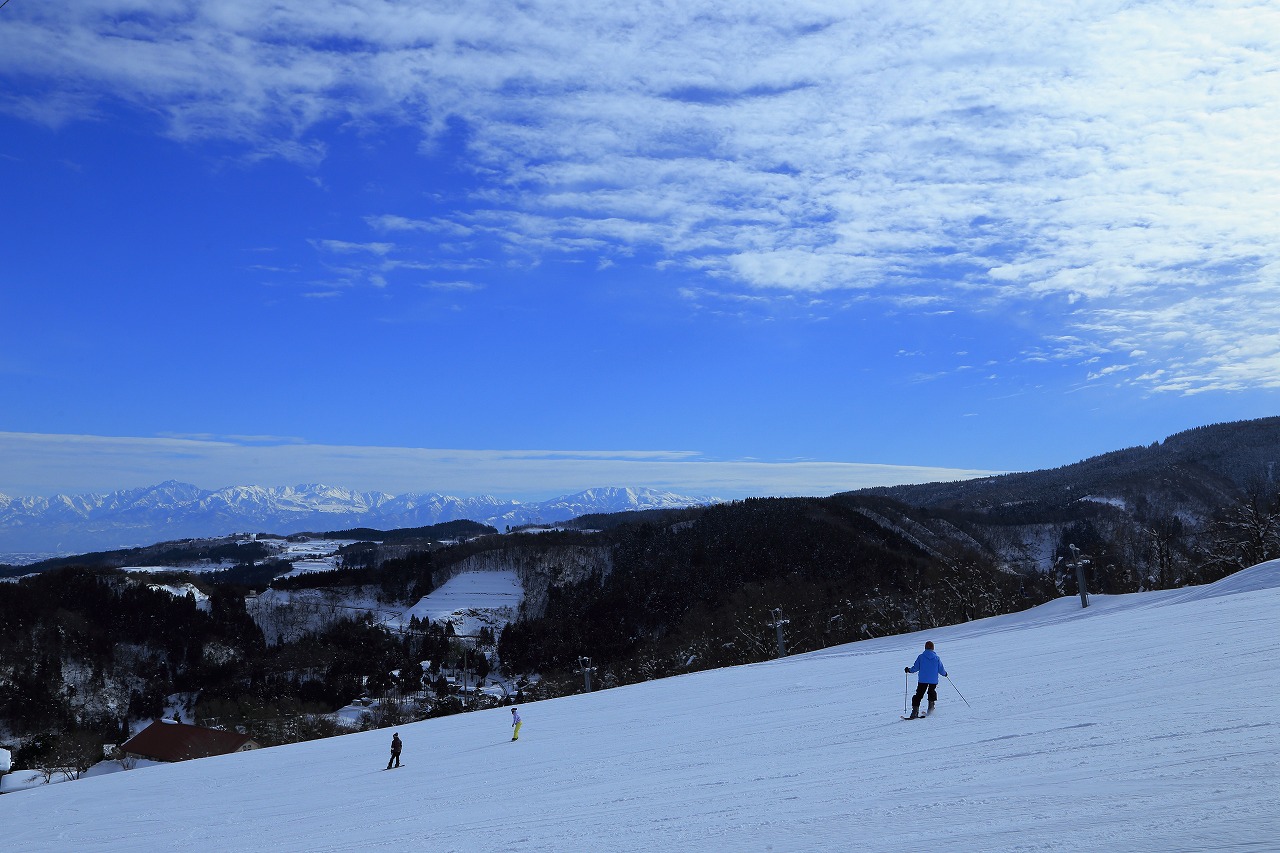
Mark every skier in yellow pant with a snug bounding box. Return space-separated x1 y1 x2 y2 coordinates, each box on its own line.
511 707 522 741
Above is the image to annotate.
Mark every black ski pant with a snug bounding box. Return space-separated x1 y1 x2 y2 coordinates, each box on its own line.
911 682 938 711
387 752 401 769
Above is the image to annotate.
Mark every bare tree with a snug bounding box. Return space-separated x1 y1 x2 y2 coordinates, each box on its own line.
39 731 103 782
1199 484 1280 581
1143 514 1188 590
366 697 409 729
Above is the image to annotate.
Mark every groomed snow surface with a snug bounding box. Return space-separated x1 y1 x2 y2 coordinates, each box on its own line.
4 562 1279 852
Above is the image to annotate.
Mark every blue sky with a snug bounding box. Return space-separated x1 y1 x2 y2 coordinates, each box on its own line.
2 1 1278 500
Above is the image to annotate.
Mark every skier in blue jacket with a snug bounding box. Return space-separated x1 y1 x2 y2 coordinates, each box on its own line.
904 641 947 719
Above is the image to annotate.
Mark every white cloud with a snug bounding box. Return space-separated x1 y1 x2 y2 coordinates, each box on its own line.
368 215 474 238
3 1 1279 392
311 239 396 256
0 432 999 501
421 280 484 291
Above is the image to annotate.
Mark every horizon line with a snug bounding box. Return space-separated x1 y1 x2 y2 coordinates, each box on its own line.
0 431 1001 501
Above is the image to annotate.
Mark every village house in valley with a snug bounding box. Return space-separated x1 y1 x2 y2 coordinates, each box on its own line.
119 720 260 763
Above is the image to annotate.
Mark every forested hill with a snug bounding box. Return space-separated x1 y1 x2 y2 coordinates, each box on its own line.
490 418 1280 687
495 495 1048 685
857 416 1280 511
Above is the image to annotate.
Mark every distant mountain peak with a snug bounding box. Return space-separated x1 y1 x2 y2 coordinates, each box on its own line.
0 481 719 556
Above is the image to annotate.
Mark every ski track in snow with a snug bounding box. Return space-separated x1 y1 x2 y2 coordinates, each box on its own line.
5 562 1280 852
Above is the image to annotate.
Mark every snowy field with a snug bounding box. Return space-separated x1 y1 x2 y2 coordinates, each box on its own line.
404 569 523 636
113 537 362 577
146 582 211 611
3 562 1278 852
248 569 522 642
275 538 363 577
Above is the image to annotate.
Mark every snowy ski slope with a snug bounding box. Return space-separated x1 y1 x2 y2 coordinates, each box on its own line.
3 561 1278 852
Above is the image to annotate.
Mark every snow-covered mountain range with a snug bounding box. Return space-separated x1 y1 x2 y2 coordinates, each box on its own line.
0 481 717 556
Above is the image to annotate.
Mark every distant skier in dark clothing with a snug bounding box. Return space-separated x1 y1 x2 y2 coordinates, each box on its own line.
387 732 402 769
904 641 947 719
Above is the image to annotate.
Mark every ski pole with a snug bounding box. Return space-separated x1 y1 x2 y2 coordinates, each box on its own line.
946 675 971 708
903 671 909 715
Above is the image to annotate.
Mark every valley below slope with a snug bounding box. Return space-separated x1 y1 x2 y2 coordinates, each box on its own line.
4 560 1276 852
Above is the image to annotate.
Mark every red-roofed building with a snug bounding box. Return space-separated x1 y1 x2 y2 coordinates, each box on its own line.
119 720 260 763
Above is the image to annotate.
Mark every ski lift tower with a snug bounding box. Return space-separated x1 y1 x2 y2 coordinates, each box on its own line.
1069 544 1090 608
770 608 789 657
575 656 596 693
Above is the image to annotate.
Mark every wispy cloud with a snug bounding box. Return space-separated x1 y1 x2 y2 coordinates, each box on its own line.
3 2 1278 392
0 432 999 501
310 239 396 256
157 433 310 445
422 280 484 292
368 215 474 238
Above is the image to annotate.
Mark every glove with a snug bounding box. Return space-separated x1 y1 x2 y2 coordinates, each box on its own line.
904 667 910 673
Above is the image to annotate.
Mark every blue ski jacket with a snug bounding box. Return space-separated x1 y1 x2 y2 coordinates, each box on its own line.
908 650 947 684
